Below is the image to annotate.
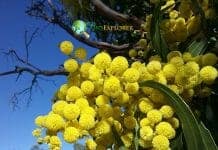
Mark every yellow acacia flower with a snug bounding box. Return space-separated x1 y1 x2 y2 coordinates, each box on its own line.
139 138 152 149
59 41 73 55
86 139 97 150
52 100 67 116
167 117 180 129
89 66 102 81
95 95 109 106
81 80 94 95
147 60 162 74
49 136 62 147
116 92 129 104
182 52 193 62
63 104 80 120
98 104 113 119
75 98 89 110
43 135 50 144
140 126 154 141
184 61 199 76
32 128 41 137
152 135 170 150
138 97 154 114
125 82 139 95
59 84 68 95
159 105 174 119
128 49 137 58
169 10 179 19
44 114 65 132
163 64 177 79
200 66 218 84
147 109 162 124
121 132 134 148
94 120 111 137
94 52 112 70
201 53 218 66
74 47 87 60
140 118 153 127
155 122 176 139
103 76 121 98
81 106 96 117
124 116 137 129
35 115 46 127
123 68 140 83
80 62 92 78
149 89 166 104
66 86 83 101
108 56 128 76
167 51 182 62
64 59 78 73
169 56 184 67
63 127 79 143
79 114 95 130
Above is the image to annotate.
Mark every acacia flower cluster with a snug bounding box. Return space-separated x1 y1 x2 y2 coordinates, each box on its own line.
32 43 217 149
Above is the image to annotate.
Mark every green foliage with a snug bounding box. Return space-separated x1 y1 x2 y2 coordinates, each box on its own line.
139 80 218 150
150 3 169 62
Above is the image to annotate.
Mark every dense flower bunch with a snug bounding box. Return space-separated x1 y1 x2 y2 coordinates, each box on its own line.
130 0 217 57
32 44 218 149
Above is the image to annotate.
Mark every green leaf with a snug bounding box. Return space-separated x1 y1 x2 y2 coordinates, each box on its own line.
150 3 169 62
187 37 208 56
139 80 218 150
170 132 184 150
199 122 218 150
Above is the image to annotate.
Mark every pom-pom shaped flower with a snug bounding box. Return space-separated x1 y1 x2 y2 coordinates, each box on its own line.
81 80 94 95
200 66 217 84
140 126 154 141
124 116 137 129
32 128 41 137
152 135 170 150
59 41 73 55
63 127 80 143
138 97 154 114
89 66 102 81
125 82 139 94
123 68 140 83
155 122 176 139
49 136 62 147
167 117 180 129
184 61 200 76
80 62 92 78
63 104 80 120
140 118 152 127
121 132 134 148
159 105 174 119
163 64 177 79
201 53 218 66
74 47 87 60
169 56 184 67
79 114 95 130
59 84 68 95
44 114 65 132
94 52 112 70
86 139 97 150
64 59 78 73
94 120 111 137
95 95 109 107
108 56 128 76
103 76 121 98
147 109 162 124
75 98 89 110
52 100 67 116
67 86 83 101
35 115 46 127
147 61 162 74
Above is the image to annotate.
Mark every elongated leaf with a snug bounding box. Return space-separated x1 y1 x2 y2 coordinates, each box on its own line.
199 122 218 150
188 37 208 56
139 80 218 150
170 132 184 150
150 3 169 62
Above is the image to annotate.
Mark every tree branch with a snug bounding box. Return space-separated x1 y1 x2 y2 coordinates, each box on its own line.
90 0 144 27
0 66 67 77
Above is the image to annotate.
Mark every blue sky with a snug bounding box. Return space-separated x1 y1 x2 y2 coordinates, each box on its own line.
0 1 97 149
